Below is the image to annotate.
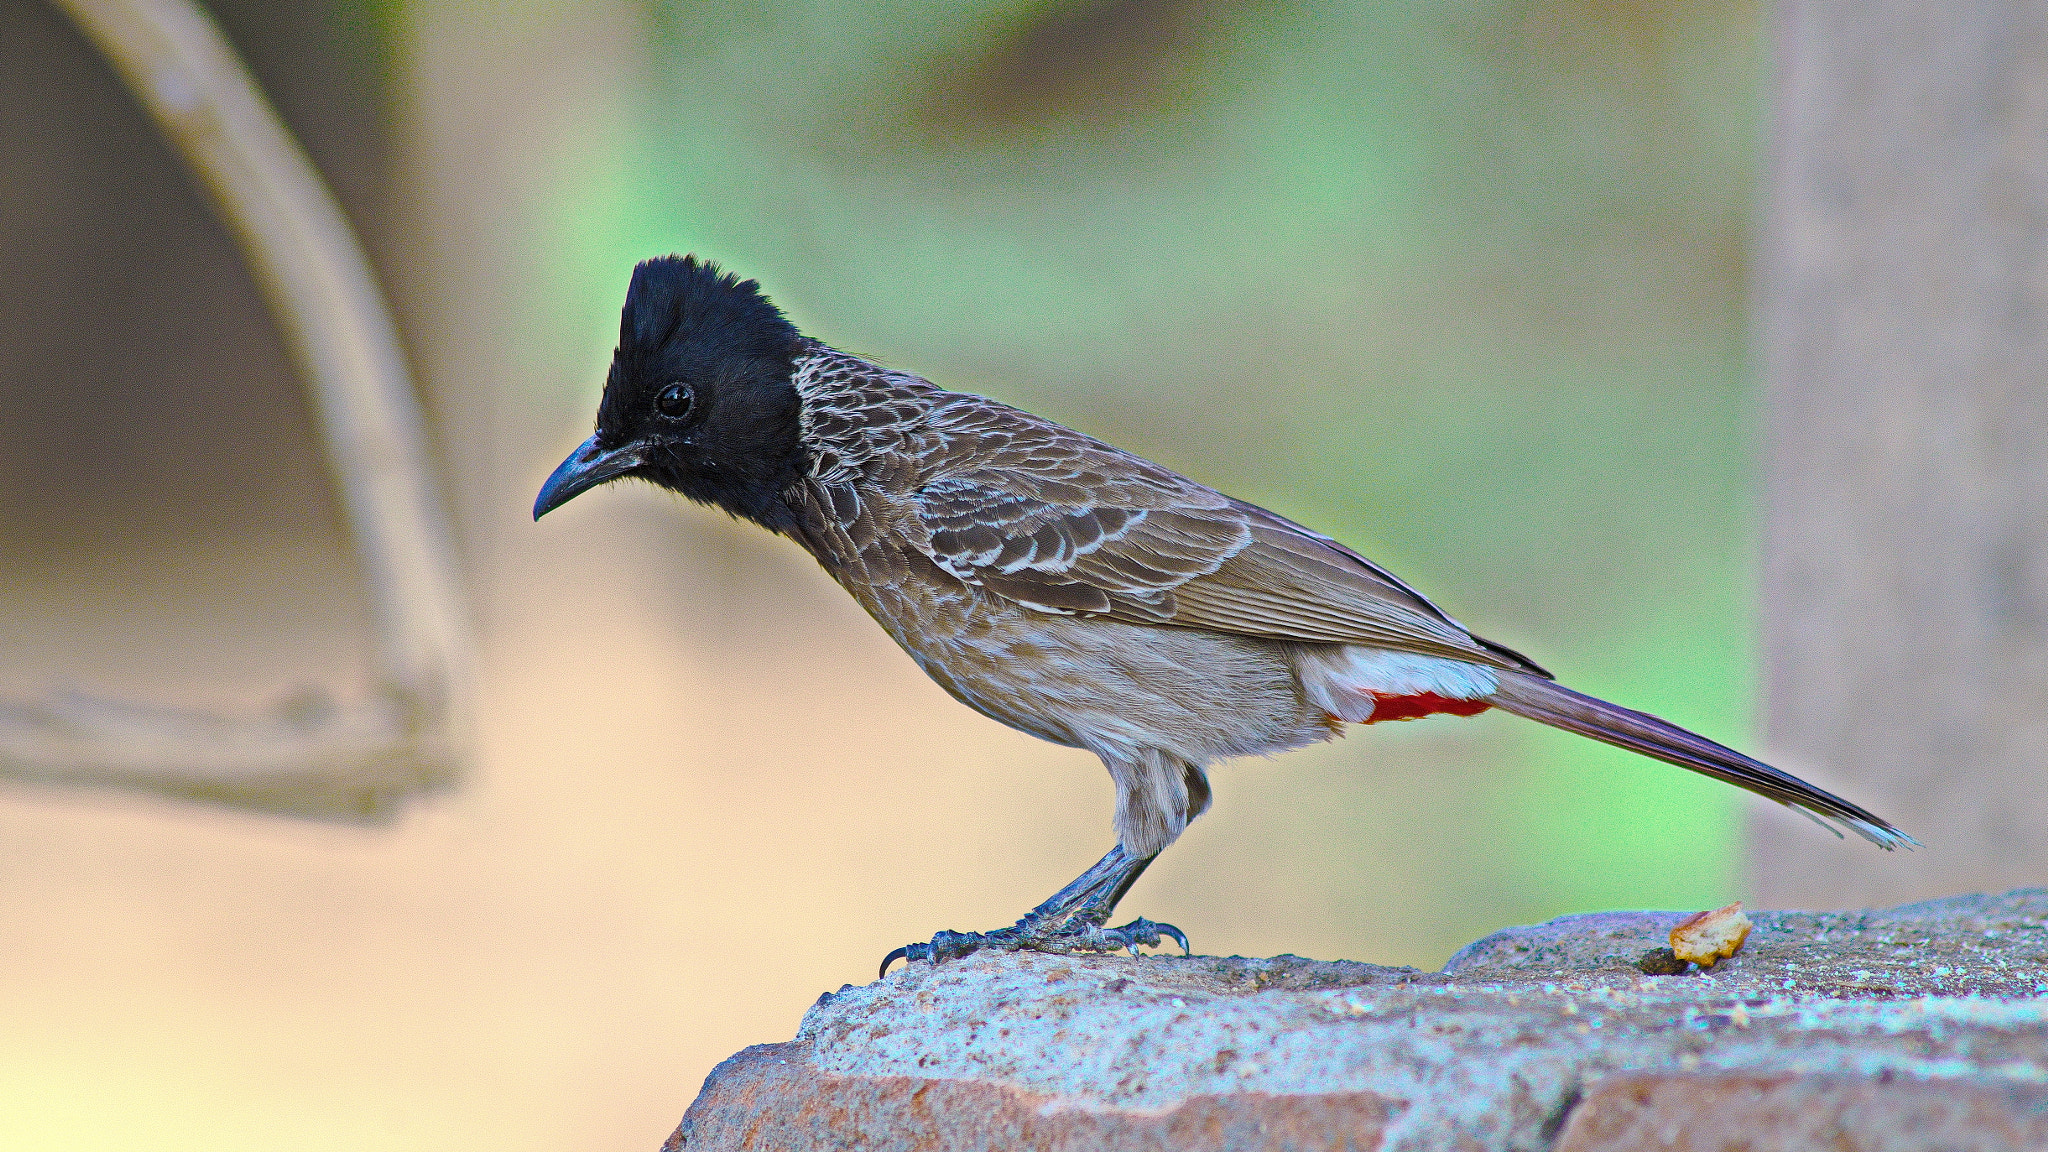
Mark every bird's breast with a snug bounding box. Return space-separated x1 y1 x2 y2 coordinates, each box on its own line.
819 536 1327 765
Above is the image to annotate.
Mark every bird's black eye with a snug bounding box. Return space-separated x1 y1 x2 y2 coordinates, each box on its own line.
654 382 693 420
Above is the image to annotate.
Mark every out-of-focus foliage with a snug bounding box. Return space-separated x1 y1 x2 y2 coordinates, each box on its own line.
1 4 1770 1149
536 0 1761 928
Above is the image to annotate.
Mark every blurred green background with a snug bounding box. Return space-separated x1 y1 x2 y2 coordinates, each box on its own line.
1 0 1766 1148
539 0 1762 920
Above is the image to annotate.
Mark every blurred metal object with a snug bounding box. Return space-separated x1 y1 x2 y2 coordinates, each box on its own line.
4 0 472 819
1756 0 2048 903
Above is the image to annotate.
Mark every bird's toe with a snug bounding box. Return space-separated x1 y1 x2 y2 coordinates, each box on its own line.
880 914 1188 976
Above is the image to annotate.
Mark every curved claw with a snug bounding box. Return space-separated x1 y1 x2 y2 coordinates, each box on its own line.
882 915 1187 976
1157 921 1191 956
880 931 985 978
1108 917 1191 957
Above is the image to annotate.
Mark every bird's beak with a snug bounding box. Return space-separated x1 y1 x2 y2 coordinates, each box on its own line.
533 434 644 520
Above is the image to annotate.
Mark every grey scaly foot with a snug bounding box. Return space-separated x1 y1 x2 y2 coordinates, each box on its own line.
880 844 1185 977
879 915 1188 977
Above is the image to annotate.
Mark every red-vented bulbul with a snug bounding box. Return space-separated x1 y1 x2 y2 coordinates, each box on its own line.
534 256 1913 976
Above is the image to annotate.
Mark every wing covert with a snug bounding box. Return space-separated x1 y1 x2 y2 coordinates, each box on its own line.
904 395 1541 672
910 400 1248 618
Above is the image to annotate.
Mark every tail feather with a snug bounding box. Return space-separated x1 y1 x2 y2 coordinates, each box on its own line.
1487 671 1917 851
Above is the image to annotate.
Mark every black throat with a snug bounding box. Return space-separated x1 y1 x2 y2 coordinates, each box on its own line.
646 421 808 535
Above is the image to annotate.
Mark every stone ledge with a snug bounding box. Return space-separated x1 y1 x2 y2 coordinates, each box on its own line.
669 1042 1400 1152
1554 1072 2048 1152
668 889 2048 1151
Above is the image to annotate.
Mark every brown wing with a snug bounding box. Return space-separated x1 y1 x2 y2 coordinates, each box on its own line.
911 400 1245 619
909 397 1545 673
1189 500 1551 675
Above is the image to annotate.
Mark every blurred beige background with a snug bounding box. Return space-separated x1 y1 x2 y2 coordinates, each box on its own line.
3 1 2037 1150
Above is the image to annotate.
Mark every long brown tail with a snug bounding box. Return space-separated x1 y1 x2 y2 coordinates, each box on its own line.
1488 671 1917 850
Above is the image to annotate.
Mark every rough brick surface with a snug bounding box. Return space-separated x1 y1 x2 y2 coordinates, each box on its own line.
667 1041 1396 1152
669 890 2048 1150
1554 1072 2048 1152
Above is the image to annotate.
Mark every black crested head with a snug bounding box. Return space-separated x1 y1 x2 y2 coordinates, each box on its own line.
550 255 807 530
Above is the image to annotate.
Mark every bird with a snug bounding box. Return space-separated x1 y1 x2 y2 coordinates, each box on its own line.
534 255 1915 977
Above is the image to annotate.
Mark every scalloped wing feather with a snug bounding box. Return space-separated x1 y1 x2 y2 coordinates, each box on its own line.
904 397 1535 671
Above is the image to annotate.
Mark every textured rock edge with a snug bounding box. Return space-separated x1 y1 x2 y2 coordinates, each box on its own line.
668 890 2048 1150
671 1052 2048 1152
666 1041 1401 1152
1556 1072 2048 1151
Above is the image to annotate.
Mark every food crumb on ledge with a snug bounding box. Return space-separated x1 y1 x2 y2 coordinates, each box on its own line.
1670 901 1752 968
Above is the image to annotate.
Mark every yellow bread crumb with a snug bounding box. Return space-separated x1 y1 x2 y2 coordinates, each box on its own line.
1670 901 1752 968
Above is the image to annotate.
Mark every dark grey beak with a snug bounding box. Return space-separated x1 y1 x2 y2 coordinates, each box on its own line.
533 434 643 520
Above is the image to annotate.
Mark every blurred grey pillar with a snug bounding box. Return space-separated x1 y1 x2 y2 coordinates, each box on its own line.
1755 0 2048 906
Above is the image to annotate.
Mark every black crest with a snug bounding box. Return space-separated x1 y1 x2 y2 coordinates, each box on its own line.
589 255 808 530
597 255 800 441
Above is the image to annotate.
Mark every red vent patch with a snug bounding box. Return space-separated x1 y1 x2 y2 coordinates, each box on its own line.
1362 692 1493 724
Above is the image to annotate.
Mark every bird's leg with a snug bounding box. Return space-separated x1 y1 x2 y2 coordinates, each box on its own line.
880 845 1189 976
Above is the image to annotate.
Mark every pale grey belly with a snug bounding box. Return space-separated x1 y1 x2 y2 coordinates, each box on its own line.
884 603 1331 767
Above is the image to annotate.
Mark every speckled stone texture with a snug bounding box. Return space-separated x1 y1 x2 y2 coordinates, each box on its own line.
668 890 2048 1151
